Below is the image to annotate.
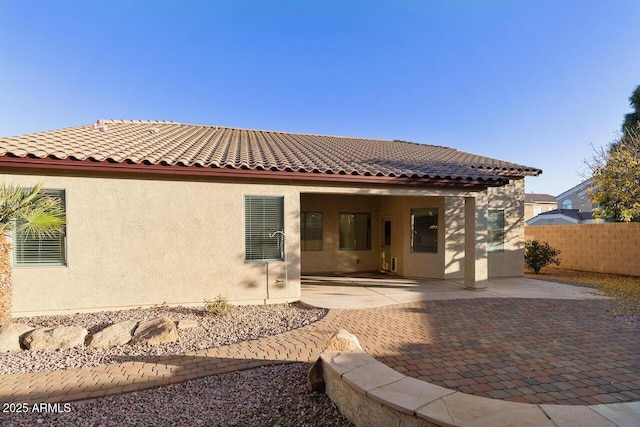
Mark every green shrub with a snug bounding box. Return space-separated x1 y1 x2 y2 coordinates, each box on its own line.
203 295 232 316
525 240 561 273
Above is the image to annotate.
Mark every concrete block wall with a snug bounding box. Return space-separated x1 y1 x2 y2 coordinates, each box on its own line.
524 223 640 276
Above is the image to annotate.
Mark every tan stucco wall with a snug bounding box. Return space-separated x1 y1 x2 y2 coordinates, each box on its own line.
300 194 381 273
301 194 450 278
488 178 525 277
2 170 526 315
524 201 558 221
301 180 524 279
380 196 447 278
1 172 302 316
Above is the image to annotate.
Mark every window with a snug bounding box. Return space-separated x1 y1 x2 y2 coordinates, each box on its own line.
411 208 438 253
244 196 284 261
301 212 323 251
534 206 542 215
561 199 572 209
488 209 505 252
339 213 371 250
14 189 66 267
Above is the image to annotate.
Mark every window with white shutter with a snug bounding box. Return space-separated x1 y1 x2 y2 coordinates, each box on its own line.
244 196 284 261
14 189 67 267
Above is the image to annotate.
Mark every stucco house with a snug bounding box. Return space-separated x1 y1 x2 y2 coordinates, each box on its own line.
526 178 600 226
0 120 541 316
524 193 557 221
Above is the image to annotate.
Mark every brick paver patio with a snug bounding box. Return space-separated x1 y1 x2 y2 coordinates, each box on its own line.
334 298 640 406
1 298 639 407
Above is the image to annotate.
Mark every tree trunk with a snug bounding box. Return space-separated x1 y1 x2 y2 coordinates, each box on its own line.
0 234 13 323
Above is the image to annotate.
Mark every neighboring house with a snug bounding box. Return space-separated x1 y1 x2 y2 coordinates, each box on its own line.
526 178 599 226
524 193 557 221
0 120 541 316
556 178 596 212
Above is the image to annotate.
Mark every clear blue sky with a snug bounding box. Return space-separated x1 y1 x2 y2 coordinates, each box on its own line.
1 1 639 196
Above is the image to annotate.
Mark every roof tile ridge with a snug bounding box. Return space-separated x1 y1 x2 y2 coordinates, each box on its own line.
96 119 182 125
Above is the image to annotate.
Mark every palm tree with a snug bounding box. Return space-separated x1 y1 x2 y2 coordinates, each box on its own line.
0 183 66 323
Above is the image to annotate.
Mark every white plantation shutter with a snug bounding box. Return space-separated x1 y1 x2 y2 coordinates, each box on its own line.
244 196 284 261
14 189 66 266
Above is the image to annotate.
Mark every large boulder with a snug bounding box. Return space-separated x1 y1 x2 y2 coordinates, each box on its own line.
88 320 138 348
130 317 178 346
0 323 35 351
324 329 363 352
23 326 88 350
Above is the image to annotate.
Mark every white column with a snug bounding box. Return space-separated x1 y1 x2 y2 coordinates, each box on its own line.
464 191 488 289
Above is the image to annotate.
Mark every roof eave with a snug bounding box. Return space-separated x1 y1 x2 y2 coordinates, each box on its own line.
0 155 509 189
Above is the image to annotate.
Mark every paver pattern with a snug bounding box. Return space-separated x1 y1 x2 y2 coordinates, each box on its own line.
1 298 639 407
335 298 640 405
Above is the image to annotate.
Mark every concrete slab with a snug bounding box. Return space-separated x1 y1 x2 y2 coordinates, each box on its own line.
487 277 607 300
301 274 609 309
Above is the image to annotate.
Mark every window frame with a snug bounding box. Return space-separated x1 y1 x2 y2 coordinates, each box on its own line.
338 212 371 251
487 208 505 253
13 188 67 267
410 208 439 253
301 211 323 251
244 195 285 262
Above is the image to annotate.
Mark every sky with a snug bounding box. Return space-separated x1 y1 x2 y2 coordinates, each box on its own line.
1 1 639 196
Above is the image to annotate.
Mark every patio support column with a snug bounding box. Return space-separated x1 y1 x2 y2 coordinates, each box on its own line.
444 196 465 279
464 192 488 289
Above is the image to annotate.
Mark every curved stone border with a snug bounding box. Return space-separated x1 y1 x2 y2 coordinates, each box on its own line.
320 351 640 427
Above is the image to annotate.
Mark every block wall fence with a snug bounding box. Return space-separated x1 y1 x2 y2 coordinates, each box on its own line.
524 223 640 277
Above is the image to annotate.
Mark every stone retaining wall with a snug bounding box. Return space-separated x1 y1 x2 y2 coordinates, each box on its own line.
320 351 638 427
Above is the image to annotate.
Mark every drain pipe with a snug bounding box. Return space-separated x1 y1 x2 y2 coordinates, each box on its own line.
267 231 287 301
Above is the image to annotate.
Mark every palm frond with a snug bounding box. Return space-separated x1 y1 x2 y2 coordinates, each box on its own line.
0 183 66 236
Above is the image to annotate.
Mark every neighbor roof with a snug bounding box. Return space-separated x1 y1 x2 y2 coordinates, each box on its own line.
539 209 594 221
525 193 557 204
0 120 541 187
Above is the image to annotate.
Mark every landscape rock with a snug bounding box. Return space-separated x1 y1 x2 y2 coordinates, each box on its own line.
0 323 35 351
324 329 363 352
23 326 88 350
176 319 198 329
88 320 138 348
131 316 178 346
307 357 325 392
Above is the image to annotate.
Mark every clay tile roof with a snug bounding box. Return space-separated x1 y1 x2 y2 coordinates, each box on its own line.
540 209 594 220
525 193 557 203
0 119 541 184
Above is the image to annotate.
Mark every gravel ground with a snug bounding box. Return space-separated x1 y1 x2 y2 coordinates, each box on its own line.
0 363 353 427
1 303 327 375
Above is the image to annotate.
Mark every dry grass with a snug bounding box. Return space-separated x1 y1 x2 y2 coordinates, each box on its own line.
526 268 640 314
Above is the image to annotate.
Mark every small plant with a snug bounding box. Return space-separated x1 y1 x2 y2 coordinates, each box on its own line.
525 240 561 274
203 295 232 316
